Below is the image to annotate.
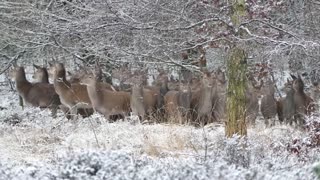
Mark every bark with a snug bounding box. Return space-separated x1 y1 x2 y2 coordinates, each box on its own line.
225 0 248 137
225 47 247 137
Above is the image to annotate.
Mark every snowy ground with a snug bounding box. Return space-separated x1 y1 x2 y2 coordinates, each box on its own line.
0 86 319 179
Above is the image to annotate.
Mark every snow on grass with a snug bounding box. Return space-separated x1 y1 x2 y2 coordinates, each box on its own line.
0 87 319 179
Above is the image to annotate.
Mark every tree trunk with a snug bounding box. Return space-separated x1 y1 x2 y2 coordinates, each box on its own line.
225 47 247 137
225 0 248 137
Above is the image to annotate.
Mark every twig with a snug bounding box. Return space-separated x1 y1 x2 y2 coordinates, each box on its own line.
202 125 208 163
88 116 100 148
0 51 26 75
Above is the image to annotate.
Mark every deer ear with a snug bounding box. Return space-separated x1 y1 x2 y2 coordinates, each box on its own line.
290 74 297 80
33 64 40 69
12 61 18 68
298 74 302 79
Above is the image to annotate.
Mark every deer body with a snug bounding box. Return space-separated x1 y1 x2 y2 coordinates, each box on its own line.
131 85 146 121
10 66 60 117
260 80 277 127
190 74 214 126
211 69 227 122
164 84 191 124
82 76 130 119
53 63 93 119
291 75 314 126
280 82 296 125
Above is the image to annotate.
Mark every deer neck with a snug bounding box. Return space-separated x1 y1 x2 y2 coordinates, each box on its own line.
202 86 212 98
86 81 104 108
53 74 71 95
198 85 213 111
159 81 169 97
40 73 49 83
15 75 32 100
132 86 144 101
178 88 191 109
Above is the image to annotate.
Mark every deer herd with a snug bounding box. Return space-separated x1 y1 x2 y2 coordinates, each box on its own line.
7 61 319 129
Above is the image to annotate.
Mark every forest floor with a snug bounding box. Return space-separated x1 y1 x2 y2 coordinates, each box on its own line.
0 87 319 180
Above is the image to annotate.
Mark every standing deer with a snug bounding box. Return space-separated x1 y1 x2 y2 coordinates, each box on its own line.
310 82 320 111
164 82 192 124
33 64 91 119
32 64 49 83
52 63 93 120
9 64 60 117
260 79 277 127
149 72 169 121
278 79 295 125
130 71 168 123
211 68 227 122
291 74 314 126
131 82 146 122
80 73 131 120
245 74 263 126
191 72 214 126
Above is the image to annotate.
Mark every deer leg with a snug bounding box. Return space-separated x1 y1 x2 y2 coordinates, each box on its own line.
69 106 78 120
50 104 58 118
59 105 72 119
265 118 269 128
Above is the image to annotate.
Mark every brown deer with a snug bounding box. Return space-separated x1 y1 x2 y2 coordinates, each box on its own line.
9 64 60 117
52 63 93 120
190 72 214 126
211 68 227 122
260 79 277 127
310 82 320 110
131 82 146 121
291 74 314 126
81 73 131 120
149 72 169 118
32 64 91 119
32 64 49 83
130 71 168 123
164 82 192 124
278 79 295 125
245 74 263 126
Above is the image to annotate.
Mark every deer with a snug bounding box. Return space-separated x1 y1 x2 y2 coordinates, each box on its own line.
80 73 131 120
211 68 227 122
130 71 168 123
245 73 263 126
130 82 146 122
51 63 94 120
164 82 192 124
291 74 314 127
9 63 60 117
310 81 320 112
190 72 215 126
148 72 169 120
260 78 278 127
278 79 295 125
32 63 92 119
32 64 49 83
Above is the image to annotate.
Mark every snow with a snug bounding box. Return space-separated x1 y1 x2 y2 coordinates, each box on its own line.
0 85 319 179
